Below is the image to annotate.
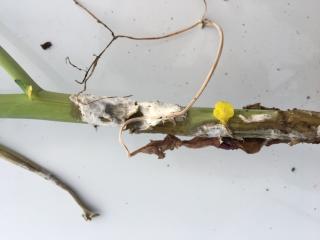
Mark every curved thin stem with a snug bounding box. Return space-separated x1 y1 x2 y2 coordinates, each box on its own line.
73 0 115 36
72 0 207 93
116 21 202 40
75 21 203 93
0 144 98 220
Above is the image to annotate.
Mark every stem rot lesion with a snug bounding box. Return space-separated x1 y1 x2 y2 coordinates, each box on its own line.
71 0 224 157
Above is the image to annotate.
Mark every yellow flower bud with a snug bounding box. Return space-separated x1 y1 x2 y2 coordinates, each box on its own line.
213 101 234 125
26 85 33 100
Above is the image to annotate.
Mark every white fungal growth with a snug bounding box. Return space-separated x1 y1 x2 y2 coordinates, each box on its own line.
239 114 273 123
70 94 138 126
317 126 320 137
138 101 184 129
195 123 231 137
70 94 185 128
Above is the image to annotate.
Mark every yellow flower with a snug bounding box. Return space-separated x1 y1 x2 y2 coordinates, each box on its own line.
26 85 33 100
213 101 234 125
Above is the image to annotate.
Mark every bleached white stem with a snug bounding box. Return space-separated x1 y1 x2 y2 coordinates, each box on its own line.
70 94 186 130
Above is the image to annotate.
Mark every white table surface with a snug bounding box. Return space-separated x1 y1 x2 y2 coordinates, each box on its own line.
1 0 320 239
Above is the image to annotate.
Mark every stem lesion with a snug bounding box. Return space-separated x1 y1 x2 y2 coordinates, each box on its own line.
72 0 224 156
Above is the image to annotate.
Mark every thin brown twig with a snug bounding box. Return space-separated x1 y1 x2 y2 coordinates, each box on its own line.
75 37 117 94
65 56 86 72
116 21 202 41
84 94 133 105
0 144 99 221
73 0 115 36
72 0 207 93
202 0 208 19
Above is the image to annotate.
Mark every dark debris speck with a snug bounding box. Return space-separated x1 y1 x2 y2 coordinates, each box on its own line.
40 41 52 50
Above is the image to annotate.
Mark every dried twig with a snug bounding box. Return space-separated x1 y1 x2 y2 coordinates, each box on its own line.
65 56 86 72
72 0 208 92
0 144 99 221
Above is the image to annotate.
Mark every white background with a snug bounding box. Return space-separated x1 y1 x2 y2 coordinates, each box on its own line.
1 0 320 239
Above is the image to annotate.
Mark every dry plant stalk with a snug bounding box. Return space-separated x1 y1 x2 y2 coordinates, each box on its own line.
0 144 98 220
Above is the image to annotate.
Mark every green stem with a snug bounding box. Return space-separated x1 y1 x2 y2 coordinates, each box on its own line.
1 45 320 145
0 92 82 123
148 107 279 136
0 45 82 123
0 46 42 94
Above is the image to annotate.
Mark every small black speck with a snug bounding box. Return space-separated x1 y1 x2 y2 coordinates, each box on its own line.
166 164 170 167
276 68 281 71
314 208 317 211
291 167 296 172
170 17 174 21
265 188 270 192
40 41 52 50
306 96 311 100
224 72 229 76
